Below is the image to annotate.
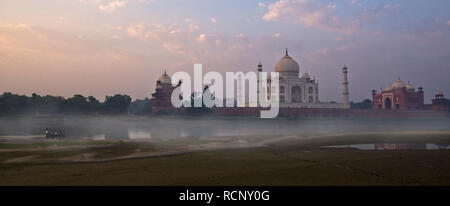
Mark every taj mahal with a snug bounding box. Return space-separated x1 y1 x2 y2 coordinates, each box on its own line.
152 49 351 113
258 49 349 109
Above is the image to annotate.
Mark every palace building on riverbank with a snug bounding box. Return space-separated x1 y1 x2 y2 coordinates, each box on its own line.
371 79 448 112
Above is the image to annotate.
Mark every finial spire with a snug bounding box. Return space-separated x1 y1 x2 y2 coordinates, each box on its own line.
285 48 288 56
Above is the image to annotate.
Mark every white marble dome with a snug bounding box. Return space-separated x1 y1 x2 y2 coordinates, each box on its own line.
275 52 300 74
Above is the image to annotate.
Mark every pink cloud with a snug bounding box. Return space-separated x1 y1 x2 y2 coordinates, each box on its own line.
372 31 381 37
99 0 128 12
306 47 330 63
262 0 359 34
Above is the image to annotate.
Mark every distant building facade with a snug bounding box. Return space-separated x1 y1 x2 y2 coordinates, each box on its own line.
371 79 424 110
431 91 448 111
150 50 448 116
371 79 448 111
257 49 349 109
151 70 180 114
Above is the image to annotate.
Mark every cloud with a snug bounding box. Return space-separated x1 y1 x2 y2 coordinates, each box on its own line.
0 21 156 99
306 47 329 63
262 1 403 34
125 22 204 60
185 18 200 31
0 22 131 66
99 0 128 12
262 0 359 34
399 17 450 41
122 20 304 72
189 23 199 31
211 18 217 24
126 23 147 39
305 43 356 63
372 31 381 37
350 0 362 7
81 0 155 12
258 2 266 8
359 3 401 25
335 43 356 51
236 33 245 38
196 33 207 42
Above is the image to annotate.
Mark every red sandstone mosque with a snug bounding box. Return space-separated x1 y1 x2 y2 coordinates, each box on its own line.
371 79 448 112
151 70 179 114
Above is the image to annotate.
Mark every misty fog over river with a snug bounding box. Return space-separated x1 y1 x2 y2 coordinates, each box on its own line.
0 116 449 141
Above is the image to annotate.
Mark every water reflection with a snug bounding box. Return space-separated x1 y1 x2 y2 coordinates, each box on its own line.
322 143 450 150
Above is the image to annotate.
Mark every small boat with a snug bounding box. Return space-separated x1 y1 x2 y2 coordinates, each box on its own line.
45 128 65 138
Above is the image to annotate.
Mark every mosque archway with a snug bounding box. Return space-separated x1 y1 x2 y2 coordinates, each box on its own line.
384 97 392 109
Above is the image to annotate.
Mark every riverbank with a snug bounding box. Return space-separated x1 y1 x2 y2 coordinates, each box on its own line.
0 131 449 185
0 147 449 186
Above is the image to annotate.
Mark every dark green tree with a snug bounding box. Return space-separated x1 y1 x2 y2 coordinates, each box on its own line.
350 99 373 109
128 98 152 115
103 94 132 114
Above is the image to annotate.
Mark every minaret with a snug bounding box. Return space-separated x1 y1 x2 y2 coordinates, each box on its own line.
257 62 263 107
342 65 350 108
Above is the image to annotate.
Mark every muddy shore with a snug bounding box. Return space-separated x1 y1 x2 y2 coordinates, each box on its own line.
0 131 449 186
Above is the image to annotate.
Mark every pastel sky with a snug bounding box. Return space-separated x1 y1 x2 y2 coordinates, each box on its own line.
1 0 449 102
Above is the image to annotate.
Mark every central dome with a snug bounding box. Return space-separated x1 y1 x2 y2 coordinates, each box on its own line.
387 79 406 90
275 51 300 74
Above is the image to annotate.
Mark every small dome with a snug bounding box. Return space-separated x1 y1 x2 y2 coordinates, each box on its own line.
275 50 300 74
158 70 171 85
405 82 413 90
301 72 310 79
387 79 405 90
392 79 404 88
436 91 443 96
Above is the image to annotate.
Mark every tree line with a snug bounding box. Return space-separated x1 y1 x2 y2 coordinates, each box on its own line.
0 91 376 116
349 99 372 109
0 92 151 116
